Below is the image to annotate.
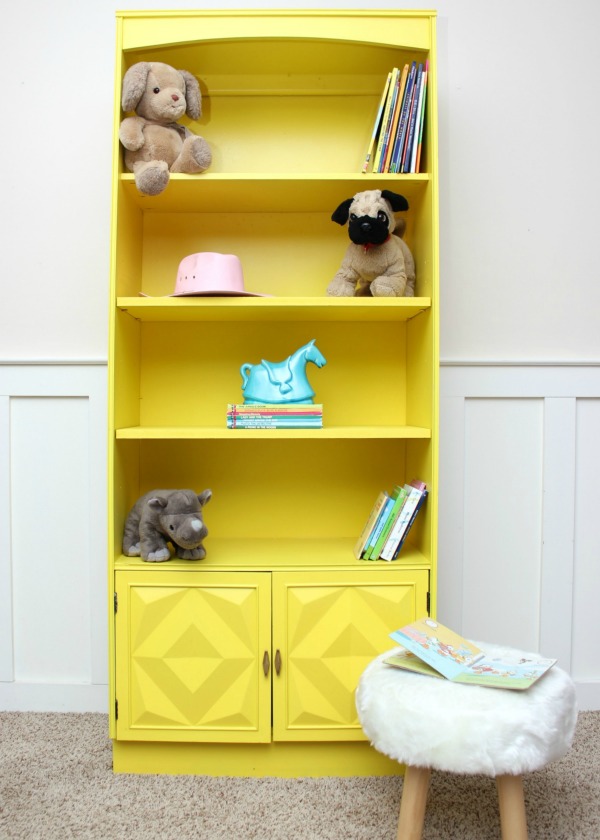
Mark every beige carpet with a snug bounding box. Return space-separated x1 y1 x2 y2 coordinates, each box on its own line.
1 711 599 839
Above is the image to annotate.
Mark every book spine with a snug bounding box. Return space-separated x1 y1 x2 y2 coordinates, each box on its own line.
415 61 428 173
228 404 323 412
372 68 399 173
379 487 423 561
376 67 400 173
409 68 426 173
382 64 409 173
402 64 423 173
369 487 409 560
228 412 323 419
390 61 416 173
353 491 389 560
391 490 428 559
362 71 392 173
227 420 323 427
363 496 394 559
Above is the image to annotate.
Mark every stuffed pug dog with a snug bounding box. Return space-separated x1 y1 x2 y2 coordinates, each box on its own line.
119 61 212 196
326 189 416 297
122 488 212 562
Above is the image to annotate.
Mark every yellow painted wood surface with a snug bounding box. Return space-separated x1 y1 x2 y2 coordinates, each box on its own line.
115 571 272 742
108 10 439 768
115 567 428 746
272 569 429 741
112 739 404 777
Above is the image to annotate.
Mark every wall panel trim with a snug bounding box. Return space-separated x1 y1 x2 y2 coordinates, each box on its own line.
0 364 108 713
440 363 600 710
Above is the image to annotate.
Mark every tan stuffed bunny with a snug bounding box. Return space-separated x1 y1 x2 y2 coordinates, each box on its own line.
119 61 212 196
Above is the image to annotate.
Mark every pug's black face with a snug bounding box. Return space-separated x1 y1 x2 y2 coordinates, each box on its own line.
347 209 391 246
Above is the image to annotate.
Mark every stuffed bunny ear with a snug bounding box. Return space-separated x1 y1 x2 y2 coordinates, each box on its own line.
381 190 409 212
331 198 354 225
179 70 202 119
121 62 151 112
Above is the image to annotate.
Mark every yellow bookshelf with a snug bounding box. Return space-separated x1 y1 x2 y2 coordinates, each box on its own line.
108 9 438 776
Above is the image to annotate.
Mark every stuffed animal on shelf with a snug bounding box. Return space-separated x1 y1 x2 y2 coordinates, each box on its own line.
122 489 212 562
119 61 212 196
326 189 416 297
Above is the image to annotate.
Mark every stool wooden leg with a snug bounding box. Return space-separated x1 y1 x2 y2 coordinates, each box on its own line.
496 774 528 840
397 765 431 840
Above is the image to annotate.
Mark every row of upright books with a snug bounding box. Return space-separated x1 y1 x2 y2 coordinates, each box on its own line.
227 403 323 429
354 479 428 561
362 61 429 174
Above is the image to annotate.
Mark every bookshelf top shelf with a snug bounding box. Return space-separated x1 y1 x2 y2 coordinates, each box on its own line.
119 11 435 60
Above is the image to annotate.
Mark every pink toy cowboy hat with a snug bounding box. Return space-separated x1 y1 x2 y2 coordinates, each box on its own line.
140 252 267 297
171 252 265 296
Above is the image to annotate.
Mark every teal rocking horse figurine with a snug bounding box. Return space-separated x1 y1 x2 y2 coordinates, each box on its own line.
240 339 327 404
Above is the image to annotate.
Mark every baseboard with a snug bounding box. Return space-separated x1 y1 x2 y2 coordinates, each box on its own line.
575 682 600 712
0 682 108 713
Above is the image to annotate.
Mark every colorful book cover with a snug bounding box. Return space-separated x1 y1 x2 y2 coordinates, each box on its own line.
228 404 323 414
379 482 426 561
390 617 483 680
353 491 389 560
376 67 401 173
362 494 394 559
390 489 428 560
361 71 392 174
372 68 399 173
366 485 409 559
387 618 557 690
227 420 322 428
415 60 429 173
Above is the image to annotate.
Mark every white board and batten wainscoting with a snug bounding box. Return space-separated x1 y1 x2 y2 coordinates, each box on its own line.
0 361 598 712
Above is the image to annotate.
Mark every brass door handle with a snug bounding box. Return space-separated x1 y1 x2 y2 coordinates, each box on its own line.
275 649 282 675
263 650 270 677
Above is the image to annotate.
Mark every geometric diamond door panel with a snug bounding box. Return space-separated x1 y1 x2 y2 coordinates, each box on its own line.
272 570 428 741
115 571 272 743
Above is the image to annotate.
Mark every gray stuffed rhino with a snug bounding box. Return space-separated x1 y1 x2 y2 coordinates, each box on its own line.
122 488 212 562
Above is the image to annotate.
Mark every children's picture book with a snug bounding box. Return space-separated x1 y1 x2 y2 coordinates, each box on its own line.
353 490 389 559
387 617 557 690
364 484 408 560
380 482 427 561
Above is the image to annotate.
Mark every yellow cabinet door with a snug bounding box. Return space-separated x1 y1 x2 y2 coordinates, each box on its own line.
115 570 272 743
272 569 429 741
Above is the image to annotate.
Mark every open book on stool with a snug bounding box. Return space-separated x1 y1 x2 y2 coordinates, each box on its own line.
387 617 556 690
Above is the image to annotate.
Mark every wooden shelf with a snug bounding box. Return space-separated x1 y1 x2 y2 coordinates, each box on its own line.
115 425 432 440
117 296 431 323
120 172 431 214
114 537 430 570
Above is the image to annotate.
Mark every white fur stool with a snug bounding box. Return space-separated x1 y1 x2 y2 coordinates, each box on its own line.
356 642 577 840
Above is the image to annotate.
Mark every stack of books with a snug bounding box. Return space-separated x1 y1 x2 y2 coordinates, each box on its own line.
353 479 428 561
227 403 323 429
362 61 428 174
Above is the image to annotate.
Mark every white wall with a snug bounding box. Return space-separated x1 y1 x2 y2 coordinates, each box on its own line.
1 0 599 711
